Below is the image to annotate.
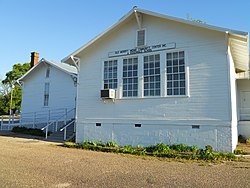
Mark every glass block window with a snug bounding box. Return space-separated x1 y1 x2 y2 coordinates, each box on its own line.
166 51 186 95
103 60 118 89
122 57 138 97
143 54 161 96
44 83 49 106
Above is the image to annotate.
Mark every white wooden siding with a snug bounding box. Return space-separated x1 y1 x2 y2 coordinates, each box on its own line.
77 15 229 122
21 63 76 114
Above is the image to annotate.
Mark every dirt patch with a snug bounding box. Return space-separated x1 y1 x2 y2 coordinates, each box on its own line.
0 133 250 187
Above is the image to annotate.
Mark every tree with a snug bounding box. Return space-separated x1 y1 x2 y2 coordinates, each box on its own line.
0 80 10 114
0 63 30 115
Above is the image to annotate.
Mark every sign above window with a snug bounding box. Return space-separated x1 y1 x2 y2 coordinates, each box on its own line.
108 42 176 58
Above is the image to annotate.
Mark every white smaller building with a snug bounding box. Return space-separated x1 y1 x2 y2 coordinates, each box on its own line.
17 52 77 129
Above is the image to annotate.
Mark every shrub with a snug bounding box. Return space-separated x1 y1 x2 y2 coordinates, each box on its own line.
146 143 171 154
63 141 237 161
234 148 244 155
105 141 119 147
121 145 135 154
12 126 46 137
84 140 97 146
205 145 213 153
246 138 250 145
63 142 76 148
96 140 103 146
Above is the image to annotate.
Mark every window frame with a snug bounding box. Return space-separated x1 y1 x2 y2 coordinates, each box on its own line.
102 59 118 90
165 50 187 96
136 28 146 47
44 82 50 106
122 56 139 98
143 53 161 97
45 67 50 78
101 49 189 100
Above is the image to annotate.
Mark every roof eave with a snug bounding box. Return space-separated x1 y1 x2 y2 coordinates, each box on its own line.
62 7 249 65
18 58 77 82
62 8 136 64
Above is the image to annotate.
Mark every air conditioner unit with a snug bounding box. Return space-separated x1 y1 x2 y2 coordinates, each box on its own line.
100 89 116 99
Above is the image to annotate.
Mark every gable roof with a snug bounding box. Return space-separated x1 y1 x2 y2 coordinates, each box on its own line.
18 58 77 82
62 7 249 71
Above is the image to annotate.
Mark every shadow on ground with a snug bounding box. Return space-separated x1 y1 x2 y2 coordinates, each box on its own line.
0 130 63 144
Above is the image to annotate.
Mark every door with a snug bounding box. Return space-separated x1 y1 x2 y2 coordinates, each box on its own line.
240 91 250 120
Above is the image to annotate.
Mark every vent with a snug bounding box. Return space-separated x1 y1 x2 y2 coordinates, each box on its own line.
100 89 116 99
135 124 141 127
96 123 101 127
137 29 145 47
192 125 200 129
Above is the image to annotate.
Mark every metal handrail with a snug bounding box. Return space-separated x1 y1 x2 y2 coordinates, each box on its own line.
41 108 75 131
41 108 75 139
60 120 75 141
21 107 67 116
60 119 75 131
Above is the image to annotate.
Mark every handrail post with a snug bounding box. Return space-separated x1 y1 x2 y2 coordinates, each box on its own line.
64 108 67 126
45 127 48 139
8 115 11 127
33 112 36 128
19 113 22 127
8 115 11 130
47 110 50 127
11 114 14 129
48 110 50 122
1 116 3 130
64 128 67 140
12 114 14 124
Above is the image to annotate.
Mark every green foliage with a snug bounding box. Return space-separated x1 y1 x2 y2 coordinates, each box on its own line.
63 142 77 148
2 63 30 84
146 143 170 154
246 138 250 145
234 148 245 155
0 62 30 115
122 145 136 153
104 141 119 147
12 126 46 137
63 141 237 161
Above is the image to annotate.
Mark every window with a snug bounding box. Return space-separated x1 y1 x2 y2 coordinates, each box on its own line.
44 83 49 106
45 67 50 78
137 29 145 47
166 51 186 95
143 54 161 96
103 60 118 89
123 57 138 97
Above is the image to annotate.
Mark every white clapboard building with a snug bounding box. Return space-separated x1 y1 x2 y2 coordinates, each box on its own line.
62 7 249 152
17 52 77 131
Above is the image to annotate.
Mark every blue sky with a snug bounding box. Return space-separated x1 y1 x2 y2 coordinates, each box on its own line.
0 0 249 79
